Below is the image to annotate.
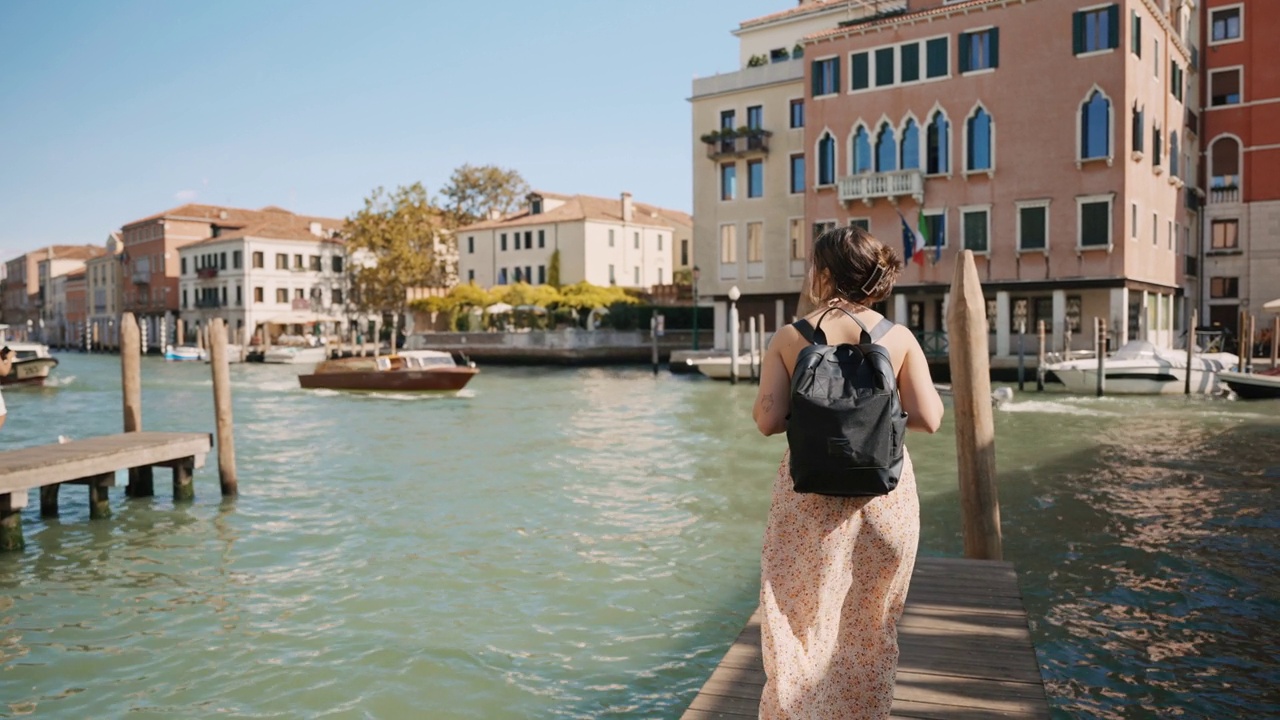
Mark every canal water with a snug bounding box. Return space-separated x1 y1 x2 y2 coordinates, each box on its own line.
0 354 1276 719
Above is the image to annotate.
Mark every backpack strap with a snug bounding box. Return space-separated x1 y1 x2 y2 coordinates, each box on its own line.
867 317 895 343
792 318 817 344
813 306 873 344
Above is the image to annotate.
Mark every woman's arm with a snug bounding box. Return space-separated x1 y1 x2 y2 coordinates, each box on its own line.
752 332 793 437
898 332 944 433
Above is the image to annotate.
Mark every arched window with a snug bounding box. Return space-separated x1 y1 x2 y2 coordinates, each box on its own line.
1210 136 1240 189
966 107 992 171
853 126 872 174
901 119 920 170
818 132 836 185
1080 90 1110 160
927 111 949 174
1170 132 1180 177
875 123 897 172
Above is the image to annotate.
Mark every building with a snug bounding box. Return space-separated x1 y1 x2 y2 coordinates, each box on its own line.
799 0 1197 355
176 211 348 346
62 270 88 348
86 233 125 349
456 192 691 290
2 245 103 339
119 204 343 350
691 0 865 347
1198 0 1279 339
37 247 106 344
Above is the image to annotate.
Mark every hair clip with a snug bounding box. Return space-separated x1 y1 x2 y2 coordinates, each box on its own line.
860 263 886 295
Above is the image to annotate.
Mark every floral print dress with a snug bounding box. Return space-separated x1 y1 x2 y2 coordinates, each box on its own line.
758 449 920 719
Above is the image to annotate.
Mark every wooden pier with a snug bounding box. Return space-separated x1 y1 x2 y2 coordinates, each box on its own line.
681 556 1049 720
0 432 212 550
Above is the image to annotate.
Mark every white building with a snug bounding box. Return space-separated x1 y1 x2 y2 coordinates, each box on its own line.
457 192 692 289
177 217 349 345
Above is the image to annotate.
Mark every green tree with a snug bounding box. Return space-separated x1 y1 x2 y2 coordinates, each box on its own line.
438 164 530 228
345 183 452 332
547 249 561 289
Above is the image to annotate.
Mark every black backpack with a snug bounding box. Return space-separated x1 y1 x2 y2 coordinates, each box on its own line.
787 307 907 497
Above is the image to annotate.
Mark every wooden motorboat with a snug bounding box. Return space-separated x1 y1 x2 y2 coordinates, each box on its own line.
3 342 59 386
1218 368 1280 400
298 350 477 392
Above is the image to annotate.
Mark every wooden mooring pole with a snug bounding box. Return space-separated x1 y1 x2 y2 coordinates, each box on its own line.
121 312 153 498
1246 314 1256 373
1095 317 1106 398
1185 309 1197 394
1271 315 1279 371
1036 320 1046 392
209 318 238 497
650 315 660 376
747 316 758 383
946 250 1003 561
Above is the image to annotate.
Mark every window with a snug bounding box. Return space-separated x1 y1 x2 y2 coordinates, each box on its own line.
181 289 187 309
634 232 640 249
608 229 615 247
295 288 305 299
851 52 870 91
681 239 689 266
853 126 872 174
221 286 227 306
1131 202 1139 239
254 287 263 303
310 255 321 272
1152 212 1158 246
720 224 737 263
874 47 895 87
959 28 998 72
1153 39 1159 77
1170 132 1180 177
966 107 992 171
747 222 763 263
658 234 663 251
633 266 640 285
498 268 508 284
790 99 805 128
1211 220 1239 249
901 119 920 170
608 265 615 284
1074 5 1119 54
1132 104 1145 154
927 111 949 174
332 256 343 273
925 37 949 78
1210 277 1239 298
1211 136 1240 189
524 231 533 249
293 254 303 269
789 218 806 260
235 285 242 306
720 109 735 132
746 105 763 129
180 258 187 275
812 221 836 242
535 265 544 285
538 230 545 248
276 253 288 269
747 159 764 198
790 154 805 194
1131 10 1141 56
501 233 508 251
812 57 839 96
252 251 264 268
900 42 920 83
467 237 474 254
961 208 989 253
1017 203 1048 251
817 133 836 185
721 163 736 200
276 288 288 303
1210 68 1241 106
1168 220 1174 251
849 218 870 231
1153 124 1162 167
531 198 542 215
220 252 227 270
1080 90 1110 160
233 251 242 269
875 123 897 172
1211 5 1242 43
1078 196 1112 248
333 288 343 305
1171 62 1183 102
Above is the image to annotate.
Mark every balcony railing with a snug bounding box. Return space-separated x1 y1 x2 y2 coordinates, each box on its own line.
132 270 151 284
703 129 772 159
1209 185 1239 204
196 267 219 279
914 330 948 358
194 298 222 309
838 169 925 205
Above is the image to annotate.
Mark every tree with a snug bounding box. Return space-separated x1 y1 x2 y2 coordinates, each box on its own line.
345 183 452 332
438 164 530 228
547 249 561 289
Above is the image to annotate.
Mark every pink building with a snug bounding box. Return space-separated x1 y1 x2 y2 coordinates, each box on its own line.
800 0 1196 356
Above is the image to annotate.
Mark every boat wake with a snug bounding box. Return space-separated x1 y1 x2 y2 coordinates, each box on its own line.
999 400 1120 417
43 375 76 388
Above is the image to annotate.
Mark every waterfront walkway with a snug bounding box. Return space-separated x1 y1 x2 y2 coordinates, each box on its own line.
681 556 1049 719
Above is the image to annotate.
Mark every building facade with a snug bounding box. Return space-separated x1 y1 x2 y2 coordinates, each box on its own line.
801 0 1196 355
2 245 103 339
86 233 125 349
38 248 105 344
457 192 691 290
1198 0 1280 339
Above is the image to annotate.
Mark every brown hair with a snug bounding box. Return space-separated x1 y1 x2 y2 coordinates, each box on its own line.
805 225 902 306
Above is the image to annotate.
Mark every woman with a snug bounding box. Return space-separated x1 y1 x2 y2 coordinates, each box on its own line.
751 226 944 719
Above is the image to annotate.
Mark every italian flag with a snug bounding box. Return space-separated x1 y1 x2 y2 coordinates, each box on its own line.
913 209 928 266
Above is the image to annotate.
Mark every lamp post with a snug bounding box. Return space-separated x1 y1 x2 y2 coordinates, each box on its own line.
691 265 701 351
728 285 741 384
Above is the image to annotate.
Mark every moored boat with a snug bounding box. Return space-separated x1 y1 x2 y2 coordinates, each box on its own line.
1218 368 1280 400
690 353 761 380
298 350 478 392
2 342 58 386
263 345 328 364
165 345 207 362
1044 340 1238 395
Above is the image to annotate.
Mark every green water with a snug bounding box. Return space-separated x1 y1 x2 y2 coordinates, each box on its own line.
0 354 1276 718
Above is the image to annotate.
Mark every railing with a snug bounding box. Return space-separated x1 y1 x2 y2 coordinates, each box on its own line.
131 270 151 284
914 330 948 358
196 267 218 279
1184 255 1198 276
704 130 772 160
1209 186 1240 204
838 169 924 205
194 298 222 308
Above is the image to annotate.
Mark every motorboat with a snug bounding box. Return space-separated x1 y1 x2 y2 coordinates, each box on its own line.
164 345 207 362
1218 368 1280 400
298 350 477 392
2 342 58 386
262 345 328 364
689 353 761 380
1044 340 1239 395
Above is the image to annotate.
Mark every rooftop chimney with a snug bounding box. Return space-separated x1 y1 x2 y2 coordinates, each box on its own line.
621 192 634 223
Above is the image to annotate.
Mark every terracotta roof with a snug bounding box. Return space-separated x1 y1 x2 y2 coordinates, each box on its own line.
740 0 875 30
37 245 107 261
121 203 343 231
459 193 692 232
184 219 346 248
65 269 87 280
804 0 989 41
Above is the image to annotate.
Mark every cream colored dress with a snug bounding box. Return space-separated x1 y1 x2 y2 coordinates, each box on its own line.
759 449 919 719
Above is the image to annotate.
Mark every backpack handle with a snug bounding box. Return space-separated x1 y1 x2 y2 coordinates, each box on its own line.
813 306 873 345
794 308 894 346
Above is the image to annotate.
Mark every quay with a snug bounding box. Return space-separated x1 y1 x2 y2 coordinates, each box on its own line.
0 432 212 551
681 556 1049 720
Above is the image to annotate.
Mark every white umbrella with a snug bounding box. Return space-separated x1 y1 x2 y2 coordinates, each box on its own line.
514 304 547 314
485 302 514 314
1264 298 1280 312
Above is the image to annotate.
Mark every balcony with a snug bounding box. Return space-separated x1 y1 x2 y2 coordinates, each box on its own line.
1184 255 1198 277
837 169 924 206
1208 185 1239 204
196 267 219 279
703 128 772 160
132 270 151 284
194 298 222 309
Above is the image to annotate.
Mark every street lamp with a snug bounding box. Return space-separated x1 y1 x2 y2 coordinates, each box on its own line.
728 285 741 384
691 265 701 350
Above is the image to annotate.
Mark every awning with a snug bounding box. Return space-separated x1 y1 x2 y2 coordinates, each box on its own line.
1264 298 1280 312
261 312 345 325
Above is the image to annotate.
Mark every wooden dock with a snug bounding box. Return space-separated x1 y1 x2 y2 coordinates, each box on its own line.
0 432 212 550
681 556 1049 719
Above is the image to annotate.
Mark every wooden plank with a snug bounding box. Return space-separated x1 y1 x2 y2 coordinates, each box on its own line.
0 433 212 493
679 558 1048 720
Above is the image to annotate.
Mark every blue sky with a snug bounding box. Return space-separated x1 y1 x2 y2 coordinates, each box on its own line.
0 0 783 258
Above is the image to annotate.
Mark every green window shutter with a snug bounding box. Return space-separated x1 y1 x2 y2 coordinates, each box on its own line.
811 60 822 96
1072 11 1084 55
990 28 1000 68
832 58 840 95
959 32 971 73
900 43 920 82
851 52 870 90
1107 5 1120 49
1132 12 1142 56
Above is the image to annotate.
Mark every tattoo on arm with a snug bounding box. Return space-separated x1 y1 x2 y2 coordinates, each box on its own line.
761 394 775 413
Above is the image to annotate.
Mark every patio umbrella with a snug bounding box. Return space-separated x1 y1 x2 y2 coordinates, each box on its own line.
1264 298 1280 312
514 304 547 314
485 302 514 314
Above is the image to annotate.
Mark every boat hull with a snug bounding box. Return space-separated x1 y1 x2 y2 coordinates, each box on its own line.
1048 366 1220 395
298 367 478 392
2 357 58 386
693 355 760 380
263 347 328 364
165 345 207 362
1218 371 1280 400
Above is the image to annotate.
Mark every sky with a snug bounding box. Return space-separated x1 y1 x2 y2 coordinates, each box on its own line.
0 0 784 259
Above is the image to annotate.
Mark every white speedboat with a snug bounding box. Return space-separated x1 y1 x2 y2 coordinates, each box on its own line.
1218 368 1280 400
262 345 328 364
165 345 207 362
690 353 761 380
2 342 58 386
1044 340 1238 395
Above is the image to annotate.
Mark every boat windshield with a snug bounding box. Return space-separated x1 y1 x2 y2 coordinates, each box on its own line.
1110 341 1165 361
